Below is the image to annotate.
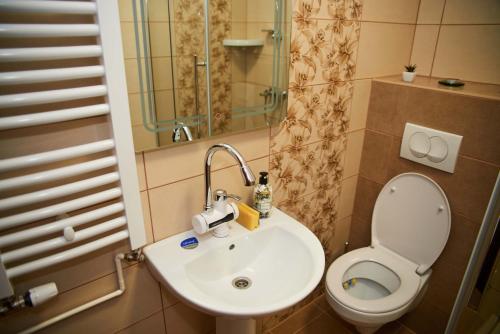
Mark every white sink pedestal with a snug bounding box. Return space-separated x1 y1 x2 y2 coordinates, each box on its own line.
216 317 256 334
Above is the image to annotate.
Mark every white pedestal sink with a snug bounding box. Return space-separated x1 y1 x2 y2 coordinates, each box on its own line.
143 208 325 334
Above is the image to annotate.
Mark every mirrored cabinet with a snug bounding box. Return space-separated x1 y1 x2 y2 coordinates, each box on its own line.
119 0 291 151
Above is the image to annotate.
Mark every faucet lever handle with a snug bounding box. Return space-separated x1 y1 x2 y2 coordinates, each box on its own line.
227 194 241 201
214 189 241 202
214 189 227 202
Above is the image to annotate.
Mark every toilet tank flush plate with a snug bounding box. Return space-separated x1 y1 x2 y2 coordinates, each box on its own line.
400 123 463 173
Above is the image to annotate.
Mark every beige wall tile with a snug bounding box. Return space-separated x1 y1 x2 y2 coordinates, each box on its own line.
349 79 372 131
361 0 420 23
417 0 446 24
118 0 135 22
231 22 247 39
164 302 215 334
121 22 140 59
148 175 203 241
148 157 268 241
150 23 172 57
132 124 158 152
158 131 175 147
231 53 247 83
355 23 415 79
231 117 247 132
284 0 293 21
116 311 166 334
155 90 175 121
410 25 440 76
343 130 365 179
144 129 269 188
432 25 500 84
339 176 358 219
247 0 274 23
128 93 145 126
136 153 147 190
152 57 174 90
141 191 155 244
124 58 145 94
232 0 247 22
442 0 500 24
232 82 247 107
2 264 162 334
148 0 170 22
246 54 274 86
245 82 269 106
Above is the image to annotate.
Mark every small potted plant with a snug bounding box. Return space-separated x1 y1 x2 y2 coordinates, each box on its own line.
402 64 417 82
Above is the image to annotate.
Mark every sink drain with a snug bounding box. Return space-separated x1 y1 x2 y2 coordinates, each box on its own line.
232 277 252 289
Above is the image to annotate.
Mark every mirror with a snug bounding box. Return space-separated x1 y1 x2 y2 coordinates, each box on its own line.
119 0 291 152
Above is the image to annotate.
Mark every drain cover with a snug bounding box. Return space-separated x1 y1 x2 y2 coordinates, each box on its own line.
232 277 252 289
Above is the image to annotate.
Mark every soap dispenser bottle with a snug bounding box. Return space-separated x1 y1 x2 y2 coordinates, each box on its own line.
253 171 272 218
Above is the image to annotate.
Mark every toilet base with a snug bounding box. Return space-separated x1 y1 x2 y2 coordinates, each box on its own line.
355 325 381 334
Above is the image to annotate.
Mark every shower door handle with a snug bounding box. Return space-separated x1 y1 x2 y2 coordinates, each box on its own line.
193 54 206 138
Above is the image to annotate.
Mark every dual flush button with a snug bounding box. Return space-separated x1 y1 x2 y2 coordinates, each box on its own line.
400 123 463 173
408 132 448 162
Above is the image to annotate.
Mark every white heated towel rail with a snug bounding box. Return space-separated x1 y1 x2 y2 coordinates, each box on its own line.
0 0 147 302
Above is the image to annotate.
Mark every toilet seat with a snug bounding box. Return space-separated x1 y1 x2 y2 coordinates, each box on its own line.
326 246 421 314
372 173 451 275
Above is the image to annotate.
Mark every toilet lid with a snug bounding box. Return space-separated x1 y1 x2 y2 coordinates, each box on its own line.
372 173 451 274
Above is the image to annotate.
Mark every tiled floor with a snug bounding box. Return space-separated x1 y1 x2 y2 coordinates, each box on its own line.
267 294 416 334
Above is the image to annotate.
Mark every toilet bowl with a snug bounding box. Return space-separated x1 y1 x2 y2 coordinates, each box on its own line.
325 173 450 334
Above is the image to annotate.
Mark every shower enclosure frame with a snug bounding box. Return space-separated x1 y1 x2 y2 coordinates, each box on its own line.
445 173 500 334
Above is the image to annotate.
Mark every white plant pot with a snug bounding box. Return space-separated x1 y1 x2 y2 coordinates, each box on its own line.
402 71 416 82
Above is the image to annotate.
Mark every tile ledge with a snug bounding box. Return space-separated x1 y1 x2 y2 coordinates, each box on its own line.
373 75 500 101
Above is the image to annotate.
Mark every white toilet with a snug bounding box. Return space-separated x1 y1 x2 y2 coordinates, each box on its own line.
325 173 451 334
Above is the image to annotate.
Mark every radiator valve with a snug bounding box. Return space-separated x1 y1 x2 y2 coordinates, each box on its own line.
0 282 58 314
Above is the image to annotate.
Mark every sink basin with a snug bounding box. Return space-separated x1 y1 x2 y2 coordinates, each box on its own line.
143 208 325 319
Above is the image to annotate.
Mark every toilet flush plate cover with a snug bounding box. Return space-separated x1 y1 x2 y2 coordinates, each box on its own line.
372 173 451 274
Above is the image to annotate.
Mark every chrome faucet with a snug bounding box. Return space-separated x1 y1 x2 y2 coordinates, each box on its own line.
204 143 256 210
172 122 193 143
